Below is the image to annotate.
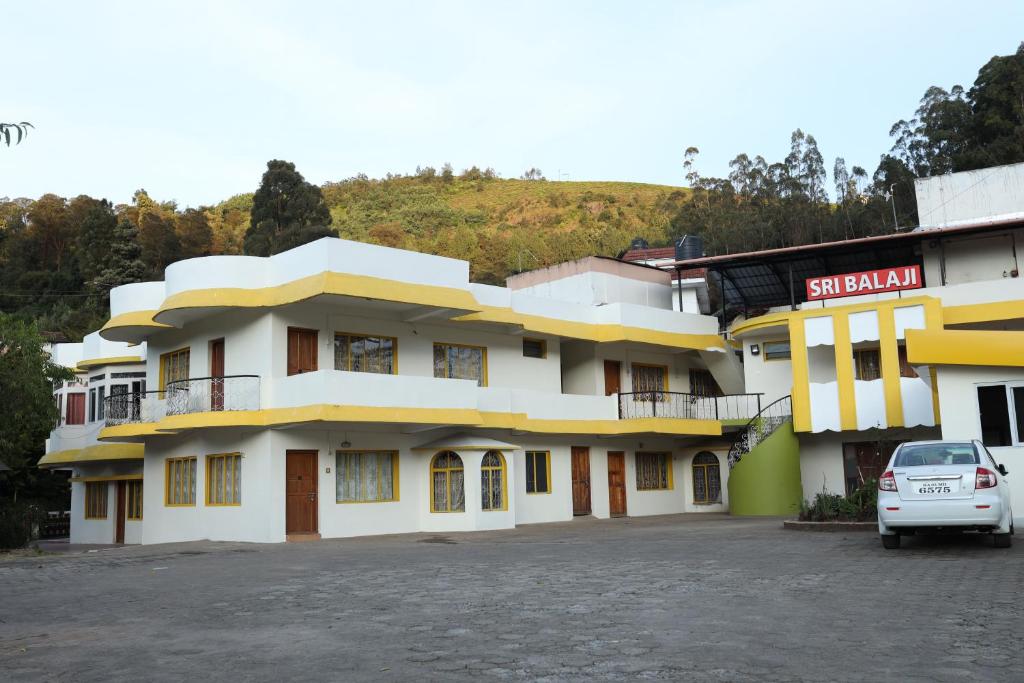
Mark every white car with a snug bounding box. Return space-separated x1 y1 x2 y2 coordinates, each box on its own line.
877 440 1013 549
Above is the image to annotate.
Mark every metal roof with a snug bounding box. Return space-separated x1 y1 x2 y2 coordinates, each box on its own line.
671 217 1024 312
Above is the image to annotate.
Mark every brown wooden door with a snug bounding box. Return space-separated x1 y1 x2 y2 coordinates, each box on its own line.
210 338 225 411
571 447 591 515
286 450 318 534
607 451 627 517
114 481 126 543
66 393 86 425
604 361 621 396
287 328 318 376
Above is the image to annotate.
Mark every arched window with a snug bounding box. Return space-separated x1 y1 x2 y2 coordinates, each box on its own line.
431 451 465 512
692 451 721 504
480 451 507 511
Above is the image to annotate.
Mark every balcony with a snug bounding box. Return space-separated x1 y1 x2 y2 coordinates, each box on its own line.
104 375 260 426
104 390 166 426
165 375 261 415
617 392 764 421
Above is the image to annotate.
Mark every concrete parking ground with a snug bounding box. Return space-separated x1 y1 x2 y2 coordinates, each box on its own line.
2 514 1022 682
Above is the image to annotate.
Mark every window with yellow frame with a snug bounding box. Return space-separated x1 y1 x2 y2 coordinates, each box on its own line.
762 340 791 361
159 347 190 390
206 453 241 506
334 333 397 375
126 480 144 520
336 450 398 502
433 342 487 386
430 451 465 512
165 456 197 506
636 451 673 491
481 451 507 511
525 450 551 494
84 481 107 519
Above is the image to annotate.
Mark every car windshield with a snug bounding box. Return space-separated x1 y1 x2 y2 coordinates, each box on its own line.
894 443 978 467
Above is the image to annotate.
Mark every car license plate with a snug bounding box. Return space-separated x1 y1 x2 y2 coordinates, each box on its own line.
917 481 956 495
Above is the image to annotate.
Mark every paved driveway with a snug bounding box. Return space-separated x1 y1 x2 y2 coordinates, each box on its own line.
2 515 1021 682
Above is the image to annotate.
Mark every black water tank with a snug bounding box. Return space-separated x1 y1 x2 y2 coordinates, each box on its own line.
675 234 703 261
630 237 649 251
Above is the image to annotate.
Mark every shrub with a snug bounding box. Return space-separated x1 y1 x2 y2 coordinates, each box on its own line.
798 480 878 522
0 502 42 550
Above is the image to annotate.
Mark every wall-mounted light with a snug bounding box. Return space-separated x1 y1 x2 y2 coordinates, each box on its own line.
750 344 760 356
340 431 351 449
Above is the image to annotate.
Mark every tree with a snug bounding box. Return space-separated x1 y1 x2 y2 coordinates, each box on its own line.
243 160 334 256
27 194 75 272
960 42 1024 170
0 122 32 147
138 211 181 276
0 314 74 503
175 208 213 259
520 168 545 180
91 219 148 289
73 197 118 282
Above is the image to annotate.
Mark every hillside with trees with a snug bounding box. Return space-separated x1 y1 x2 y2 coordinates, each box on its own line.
1 43 1022 344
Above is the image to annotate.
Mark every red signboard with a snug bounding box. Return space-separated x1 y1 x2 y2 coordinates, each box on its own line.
806 265 922 301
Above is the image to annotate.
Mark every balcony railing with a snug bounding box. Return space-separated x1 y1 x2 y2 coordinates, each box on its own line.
617 392 764 421
104 376 260 426
165 375 260 416
104 390 166 426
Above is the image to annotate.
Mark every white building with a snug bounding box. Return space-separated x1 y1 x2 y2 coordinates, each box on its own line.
48 163 1024 543
40 332 147 544
621 244 710 315
42 240 759 544
673 162 1024 520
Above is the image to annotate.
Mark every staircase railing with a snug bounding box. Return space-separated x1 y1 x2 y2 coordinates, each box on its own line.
727 395 792 469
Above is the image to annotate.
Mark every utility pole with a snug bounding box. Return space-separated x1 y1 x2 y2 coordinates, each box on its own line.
890 183 899 230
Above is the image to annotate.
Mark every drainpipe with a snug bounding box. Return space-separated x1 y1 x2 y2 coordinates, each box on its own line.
676 265 684 312
789 263 796 311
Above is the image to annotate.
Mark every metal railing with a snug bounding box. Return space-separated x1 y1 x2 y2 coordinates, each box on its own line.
104 390 167 426
165 375 260 416
727 395 793 469
617 392 764 421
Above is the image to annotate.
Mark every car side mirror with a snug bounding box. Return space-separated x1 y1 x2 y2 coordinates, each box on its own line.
997 464 1008 476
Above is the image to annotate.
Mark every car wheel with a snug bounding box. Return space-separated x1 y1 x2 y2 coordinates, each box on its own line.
881 534 901 549
994 532 1012 548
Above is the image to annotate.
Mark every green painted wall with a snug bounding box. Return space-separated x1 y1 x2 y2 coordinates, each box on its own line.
728 422 803 516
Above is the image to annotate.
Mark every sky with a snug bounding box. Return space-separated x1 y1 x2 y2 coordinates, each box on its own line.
2 1 1022 208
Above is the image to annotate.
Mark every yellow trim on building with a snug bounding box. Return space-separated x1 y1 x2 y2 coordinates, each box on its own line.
454 306 725 351
730 295 942 338
100 310 172 337
943 299 1024 326
877 307 905 428
787 316 811 432
102 271 725 352
70 473 143 482
906 329 1024 367
929 366 941 425
98 404 724 441
38 443 144 468
478 412 722 437
829 311 858 432
76 355 145 371
154 272 483 325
